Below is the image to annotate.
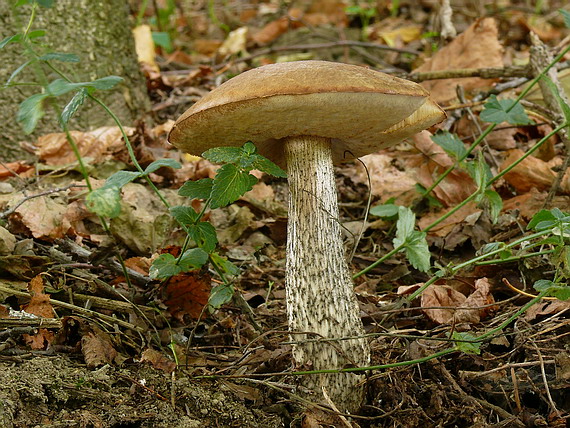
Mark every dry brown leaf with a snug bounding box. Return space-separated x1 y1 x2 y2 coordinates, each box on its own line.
415 18 504 105
11 193 71 240
82 331 118 367
162 271 211 322
502 190 570 220
410 131 477 206
421 284 470 324
0 304 9 318
22 275 55 350
141 348 177 373
525 299 570 322
419 201 480 237
0 161 34 179
252 8 304 45
500 149 557 193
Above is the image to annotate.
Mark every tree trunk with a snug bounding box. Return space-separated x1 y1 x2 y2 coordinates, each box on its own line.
0 0 150 162
285 136 370 413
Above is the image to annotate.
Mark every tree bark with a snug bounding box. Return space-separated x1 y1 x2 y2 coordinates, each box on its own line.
0 0 150 162
285 136 370 413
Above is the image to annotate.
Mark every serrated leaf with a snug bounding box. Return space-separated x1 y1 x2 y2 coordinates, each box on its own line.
179 248 209 271
484 190 502 224
431 132 467 160
480 95 532 125
561 9 570 28
187 222 218 253
149 253 182 279
208 283 234 309
250 155 287 178
369 203 399 218
105 170 141 189
202 146 243 164
0 34 21 49
144 158 182 175
452 332 481 354
39 52 80 62
178 178 214 200
17 93 48 134
210 252 240 276
85 186 122 218
170 205 200 226
404 230 431 272
210 164 257 208
393 206 416 245
61 88 88 124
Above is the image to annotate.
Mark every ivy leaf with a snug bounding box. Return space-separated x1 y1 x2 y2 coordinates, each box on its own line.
85 186 122 218
533 279 570 301
210 164 257 209
178 178 214 200
452 332 481 354
170 206 200 226
202 146 243 164
61 88 88 124
178 248 209 271
208 283 234 309
187 222 218 253
480 95 532 125
149 253 182 279
39 52 80 63
143 158 182 175
105 170 141 189
431 132 467 160
17 93 48 134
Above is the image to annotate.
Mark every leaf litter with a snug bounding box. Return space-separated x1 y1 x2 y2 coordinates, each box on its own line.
1 1 570 427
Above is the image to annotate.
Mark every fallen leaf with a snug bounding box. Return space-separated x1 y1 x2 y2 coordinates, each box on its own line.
421 284 471 324
218 27 248 57
162 271 211 322
22 274 55 350
0 161 34 180
414 18 504 105
10 193 71 240
525 299 570 322
252 8 304 45
141 348 177 373
133 24 159 72
500 149 557 193
82 330 118 367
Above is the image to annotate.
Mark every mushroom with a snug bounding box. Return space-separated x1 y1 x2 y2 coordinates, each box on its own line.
169 60 445 412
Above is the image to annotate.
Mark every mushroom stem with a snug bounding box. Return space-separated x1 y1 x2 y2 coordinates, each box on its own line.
284 136 370 413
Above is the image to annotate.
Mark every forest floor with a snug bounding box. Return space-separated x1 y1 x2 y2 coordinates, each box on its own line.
1 0 570 427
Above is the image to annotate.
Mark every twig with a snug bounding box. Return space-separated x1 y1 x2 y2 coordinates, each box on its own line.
0 184 87 219
531 341 561 418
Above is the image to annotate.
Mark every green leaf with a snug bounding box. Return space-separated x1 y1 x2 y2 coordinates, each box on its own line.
143 158 182 175
250 155 287 178
39 52 80 62
85 186 122 218
431 132 467 160
87 76 123 90
561 9 570 28
369 203 399 218
47 79 80 96
6 59 35 86
187 222 218 253
61 88 88 124
210 253 240 276
210 252 240 276
105 170 141 189
152 32 173 51
0 34 21 49
480 95 532 125
36 0 55 7
533 279 570 301
540 75 570 126
452 332 481 354
178 178 214 200
150 253 182 279
17 93 48 134
404 230 431 272
170 205 200 226
393 206 416 245
27 30 46 39
208 283 234 309
210 164 257 208
484 190 502 224
179 248 209 271
528 209 557 230
202 146 243 164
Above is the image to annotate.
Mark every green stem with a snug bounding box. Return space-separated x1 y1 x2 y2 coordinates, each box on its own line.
352 243 404 279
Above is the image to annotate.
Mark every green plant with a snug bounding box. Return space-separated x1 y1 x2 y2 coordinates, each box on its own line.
345 2 377 41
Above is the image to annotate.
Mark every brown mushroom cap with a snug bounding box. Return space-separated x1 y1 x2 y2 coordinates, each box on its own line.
169 60 445 168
